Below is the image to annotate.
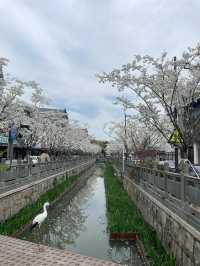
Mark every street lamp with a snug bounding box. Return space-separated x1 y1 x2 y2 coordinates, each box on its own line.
122 145 125 174
123 104 132 164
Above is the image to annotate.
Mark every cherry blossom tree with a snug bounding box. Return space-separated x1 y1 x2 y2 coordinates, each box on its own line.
105 118 163 157
63 124 101 155
0 57 99 160
0 57 25 123
16 82 49 151
18 101 100 158
106 141 123 157
76 138 101 154
98 44 200 158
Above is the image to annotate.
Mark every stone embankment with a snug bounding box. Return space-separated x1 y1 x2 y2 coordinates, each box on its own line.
123 175 200 266
0 160 95 222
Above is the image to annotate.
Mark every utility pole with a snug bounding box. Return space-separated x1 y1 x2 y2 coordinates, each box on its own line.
174 56 179 172
123 104 128 160
122 104 127 175
122 146 125 174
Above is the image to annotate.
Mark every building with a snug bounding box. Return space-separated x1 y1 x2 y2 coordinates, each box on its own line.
0 106 69 160
176 95 200 165
38 107 68 126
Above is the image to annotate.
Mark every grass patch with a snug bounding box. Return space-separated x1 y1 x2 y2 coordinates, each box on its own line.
0 174 79 236
0 164 10 172
104 163 175 266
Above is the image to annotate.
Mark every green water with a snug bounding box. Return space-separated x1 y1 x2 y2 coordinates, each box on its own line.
21 167 143 265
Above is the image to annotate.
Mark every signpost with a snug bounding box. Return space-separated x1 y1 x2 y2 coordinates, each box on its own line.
8 122 17 166
169 129 182 172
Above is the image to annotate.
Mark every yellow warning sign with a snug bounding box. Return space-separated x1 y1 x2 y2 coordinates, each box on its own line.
169 129 182 145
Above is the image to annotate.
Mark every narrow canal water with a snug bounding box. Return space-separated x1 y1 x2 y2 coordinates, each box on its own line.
21 167 143 265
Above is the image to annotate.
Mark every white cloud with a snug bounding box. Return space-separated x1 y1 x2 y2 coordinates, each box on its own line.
0 0 200 139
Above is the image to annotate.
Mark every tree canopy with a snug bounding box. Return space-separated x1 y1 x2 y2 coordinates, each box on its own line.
98 44 200 157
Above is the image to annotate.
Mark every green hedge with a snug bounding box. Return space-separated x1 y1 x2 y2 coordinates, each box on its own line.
104 163 175 266
0 174 79 236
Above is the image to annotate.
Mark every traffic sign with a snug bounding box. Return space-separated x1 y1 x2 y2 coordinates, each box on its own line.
10 127 17 140
169 129 182 145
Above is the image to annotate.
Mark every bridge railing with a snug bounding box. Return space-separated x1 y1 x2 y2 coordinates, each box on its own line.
0 156 93 193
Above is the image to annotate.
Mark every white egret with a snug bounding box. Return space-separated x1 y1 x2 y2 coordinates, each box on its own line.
30 202 50 252
31 202 50 230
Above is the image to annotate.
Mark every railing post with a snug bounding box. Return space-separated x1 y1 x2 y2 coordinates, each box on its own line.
164 172 168 199
138 167 140 180
140 167 143 183
28 163 32 177
38 162 41 178
153 169 157 188
181 175 186 206
53 161 56 173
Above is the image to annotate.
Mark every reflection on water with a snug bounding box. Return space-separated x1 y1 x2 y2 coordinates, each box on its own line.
21 167 142 265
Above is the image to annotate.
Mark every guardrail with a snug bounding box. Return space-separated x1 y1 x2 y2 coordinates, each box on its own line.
0 157 93 193
133 166 200 206
111 158 200 208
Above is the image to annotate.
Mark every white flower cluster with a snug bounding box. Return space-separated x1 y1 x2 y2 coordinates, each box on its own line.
0 58 101 155
98 44 200 155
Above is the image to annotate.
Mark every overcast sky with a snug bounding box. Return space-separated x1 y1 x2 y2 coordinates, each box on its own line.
0 0 199 139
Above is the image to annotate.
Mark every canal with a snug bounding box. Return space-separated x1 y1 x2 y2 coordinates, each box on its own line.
21 167 143 265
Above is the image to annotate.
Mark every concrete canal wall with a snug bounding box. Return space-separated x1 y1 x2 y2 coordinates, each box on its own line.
123 176 200 266
0 160 95 222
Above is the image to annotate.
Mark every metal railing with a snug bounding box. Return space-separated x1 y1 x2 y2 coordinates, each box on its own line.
110 158 200 231
133 166 200 204
111 158 200 207
0 157 93 193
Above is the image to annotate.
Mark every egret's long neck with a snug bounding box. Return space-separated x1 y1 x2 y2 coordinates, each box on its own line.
43 205 47 214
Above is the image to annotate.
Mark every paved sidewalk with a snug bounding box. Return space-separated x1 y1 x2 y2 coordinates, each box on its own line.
0 235 118 266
